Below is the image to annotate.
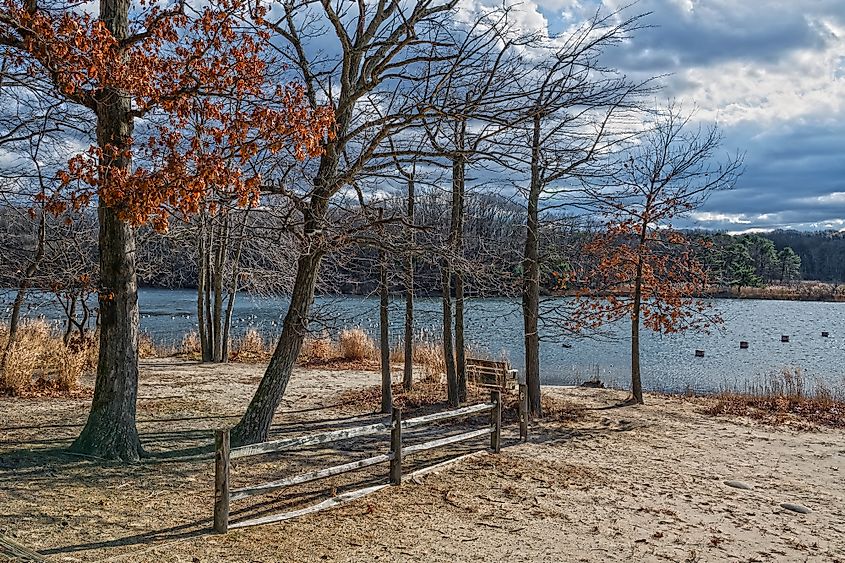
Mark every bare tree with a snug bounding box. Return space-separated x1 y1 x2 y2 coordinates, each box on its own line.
232 0 460 445
507 10 651 417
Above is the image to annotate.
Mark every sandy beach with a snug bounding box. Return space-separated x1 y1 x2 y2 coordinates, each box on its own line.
1 358 843 562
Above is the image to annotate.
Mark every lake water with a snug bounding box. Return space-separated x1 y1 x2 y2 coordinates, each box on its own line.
4 287 845 393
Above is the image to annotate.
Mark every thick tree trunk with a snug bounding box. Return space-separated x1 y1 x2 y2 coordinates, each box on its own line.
403 176 415 390
70 0 143 461
379 245 392 414
71 206 142 460
230 188 328 445
523 112 543 418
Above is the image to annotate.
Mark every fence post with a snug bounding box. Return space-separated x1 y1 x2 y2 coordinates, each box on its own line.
518 383 529 442
490 390 501 453
390 407 403 485
214 428 230 534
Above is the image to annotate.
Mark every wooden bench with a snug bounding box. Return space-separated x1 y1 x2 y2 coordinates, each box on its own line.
465 358 518 392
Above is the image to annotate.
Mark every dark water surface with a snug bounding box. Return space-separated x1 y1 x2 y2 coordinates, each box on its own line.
4 288 844 393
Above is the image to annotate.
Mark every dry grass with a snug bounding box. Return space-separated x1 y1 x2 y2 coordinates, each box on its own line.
142 326 496 381
138 332 169 359
0 320 93 396
231 328 272 362
704 368 845 428
178 330 201 360
338 328 377 361
299 333 337 362
721 282 845 302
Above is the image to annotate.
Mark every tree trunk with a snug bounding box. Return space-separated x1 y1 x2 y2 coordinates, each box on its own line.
63 296 77 345
70 208 142 460
379 244 392 414
70 0 143 461
403 175 415 390
197 212 211 362
630 219 648 405
630 253 644 405
230 197 326 445
454 272 466 402
451 126 467 403
212 214 227 362
523 112 543 418
203 216 215 361
441 270 459 407
221 209 248 363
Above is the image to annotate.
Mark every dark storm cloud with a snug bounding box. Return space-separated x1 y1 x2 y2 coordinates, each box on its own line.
606 0 844 72
538 0 845 231
686 119 845 231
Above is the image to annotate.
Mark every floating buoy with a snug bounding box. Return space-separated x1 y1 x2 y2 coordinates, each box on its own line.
781 335 790 343
695 350 705 357
822 332 829 338
740 341 749 349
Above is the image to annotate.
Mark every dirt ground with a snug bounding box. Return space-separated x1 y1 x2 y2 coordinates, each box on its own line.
1 358 843 562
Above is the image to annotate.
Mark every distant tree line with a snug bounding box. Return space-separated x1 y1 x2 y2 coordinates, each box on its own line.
2 200 825 305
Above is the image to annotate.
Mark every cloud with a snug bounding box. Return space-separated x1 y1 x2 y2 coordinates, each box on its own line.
499 0 845 231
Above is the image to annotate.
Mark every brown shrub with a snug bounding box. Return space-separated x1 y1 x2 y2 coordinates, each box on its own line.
300 334 336 362
388 339 449 381
178 331 201 359
52 345 87 391
139 332 162 359
232 328 272 362
338 328 377 361
1 338 39 393
0 320 94 395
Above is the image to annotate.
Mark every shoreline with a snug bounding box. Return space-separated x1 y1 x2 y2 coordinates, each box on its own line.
4 284 845 304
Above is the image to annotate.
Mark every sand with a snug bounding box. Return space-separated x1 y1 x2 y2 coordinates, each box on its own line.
1 358 843 562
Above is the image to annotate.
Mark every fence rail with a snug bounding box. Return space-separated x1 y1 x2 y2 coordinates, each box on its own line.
214 386 527 533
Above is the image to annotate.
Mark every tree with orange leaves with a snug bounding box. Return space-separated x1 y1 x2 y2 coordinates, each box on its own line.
570 107 743 405
0 0 333 460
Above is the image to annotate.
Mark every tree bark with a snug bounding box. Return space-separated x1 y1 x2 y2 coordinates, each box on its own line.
452 153 467 403
69 0 143 461
212 214 227 362
221 209 248 363
402 176 415 391
197 212 211 362
454 272 466 402
523 112 543 418
451 122 467 403
441 270 459 407
230 171 331 445
63 296 76 345
630 255 644 405
379 243 392 414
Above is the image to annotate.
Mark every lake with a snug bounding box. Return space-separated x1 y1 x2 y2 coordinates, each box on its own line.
4 287 844 393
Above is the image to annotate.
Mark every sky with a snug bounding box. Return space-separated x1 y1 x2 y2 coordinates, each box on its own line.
469 0 845 233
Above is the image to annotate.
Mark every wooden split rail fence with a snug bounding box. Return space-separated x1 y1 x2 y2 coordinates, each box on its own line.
214 388 528 533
